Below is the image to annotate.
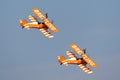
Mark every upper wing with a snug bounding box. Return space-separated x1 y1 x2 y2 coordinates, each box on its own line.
70 43 97 68
28 15 38 24
32 8 46 21
39 28 54 38
78 64 93 74
66 51 77 60
82 54 98 68
70 43 85 56
32 8 59 32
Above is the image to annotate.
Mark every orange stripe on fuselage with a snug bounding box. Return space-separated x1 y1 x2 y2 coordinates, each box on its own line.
64 59 83 65
24 23 47 29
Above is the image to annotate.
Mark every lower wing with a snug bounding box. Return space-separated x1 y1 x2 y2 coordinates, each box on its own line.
78 64 93 74
39 28 54 38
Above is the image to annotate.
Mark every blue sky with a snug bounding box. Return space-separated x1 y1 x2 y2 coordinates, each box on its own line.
0 0 120 80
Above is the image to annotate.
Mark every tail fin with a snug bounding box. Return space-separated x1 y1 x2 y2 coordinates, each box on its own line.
19 20 28 28
57 56 68 66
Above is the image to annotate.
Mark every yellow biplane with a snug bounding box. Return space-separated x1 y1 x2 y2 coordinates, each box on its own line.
58 43 98 74
20 8 59 38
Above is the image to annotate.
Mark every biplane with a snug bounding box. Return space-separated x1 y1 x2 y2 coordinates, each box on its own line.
19 8 59 38
58 43 98 74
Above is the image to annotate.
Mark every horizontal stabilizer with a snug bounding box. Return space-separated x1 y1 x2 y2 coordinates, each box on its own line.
28 15 38 24
66 51 77 60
